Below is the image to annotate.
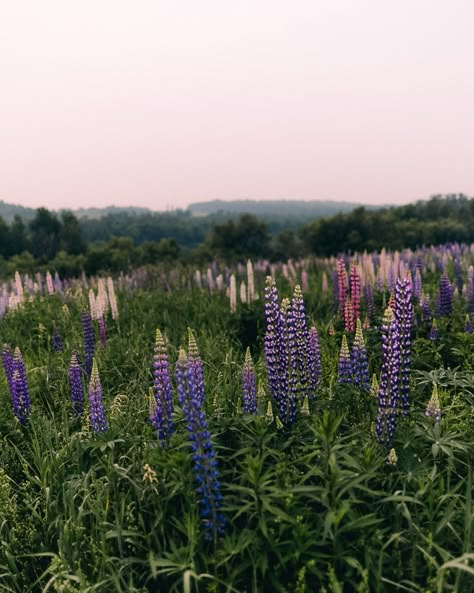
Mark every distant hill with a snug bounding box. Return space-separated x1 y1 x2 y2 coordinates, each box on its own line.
187 199 380 218
0 200 37 223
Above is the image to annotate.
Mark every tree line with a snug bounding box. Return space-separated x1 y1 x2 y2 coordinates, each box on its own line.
0 194 473 277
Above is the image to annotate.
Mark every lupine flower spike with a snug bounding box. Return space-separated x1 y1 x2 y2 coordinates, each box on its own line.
425 384 441 423
352 319 369 390
394 277 413 415
337 335 352 384
151 329 174 442
242 347 257 414
11 348 31 425
188 328 205 407
69 351 83 415
88 358 107 432
464 315 473 334
429 319 438 341
175 349 225 540
81 310 95 377
307 326 322 397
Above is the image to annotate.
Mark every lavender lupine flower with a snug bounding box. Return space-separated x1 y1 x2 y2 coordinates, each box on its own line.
467 266 474 314
1 344 14 396
344 297 355 333
413 269 422 303
421 294 432 322
98 316 107 346
52 324 63 352
349 266 361 325
242 347 257 414
263 277 291 425
375 307 401 448
464 315 473 334
187 328 205 407
338 335 352 384
364 284 375 320
307 326 322 397
287 285 309 402
429 319 438 341
280 298 297 425
175 349 225 540
352 319 369 391
69 351 83 415
337 259 348 318
88 358 107 432
437 270 453 316
425 384 441 423
151 329 174 441
394 277 413 415
81 311 95 377
11 348 31 425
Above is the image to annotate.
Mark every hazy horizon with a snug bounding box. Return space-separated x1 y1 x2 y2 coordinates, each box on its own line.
1 1 474 211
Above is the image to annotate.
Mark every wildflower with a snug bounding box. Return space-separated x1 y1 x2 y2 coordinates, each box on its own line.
375 307 401 448
301 395 310 416
88 359 107 432
394 277 413 415
421 294 432 322
344 297 355 333
151 329 174 442
69 351 83 415
337 335 352 384
242 348 257 414
287 285 309 405
467 266 474 314
337 259 348 318
188 328 205 407
349 265 361 325
464 314 473 334
429 319 438 341
386 448 398 465
98 316 107 346
247 260 255 302
175 349 225 540
364 284 375 319
229 274 237 313
81 310 95 377
52 324 63 352
10 348 31 425
425 384 441 423
352 319 369 390
437 270 453 316
370 374 379 398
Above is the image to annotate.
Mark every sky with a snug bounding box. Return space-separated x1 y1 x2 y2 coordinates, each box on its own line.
1 0 474 211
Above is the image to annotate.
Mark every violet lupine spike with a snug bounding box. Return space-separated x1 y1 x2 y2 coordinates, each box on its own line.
52 324 63 352
69 351 83 415
88 358 107 432
280 297 297 425
425 384 441 423
464 315 473 334
352 319 369 391
337 335 352 384
307 326 322 397
175 349 225 541
187 328 205 407
364 284 375 319
344 297 355 333
349 266 361 326
413 269 422 303
12 347 31 425
421 294 432 322
287 285 309 399
263 277 290 425
151 329 174 441
1 344 14 396
437 270 453 316
337 259 348 318
467 266 474 314
429 319 438 341
375 307 401 448
394 277 413 416
242 347 257 414
81 310 95 377
98 316 107 346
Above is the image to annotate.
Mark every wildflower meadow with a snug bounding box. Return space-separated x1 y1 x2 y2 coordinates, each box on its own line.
0 247 473 592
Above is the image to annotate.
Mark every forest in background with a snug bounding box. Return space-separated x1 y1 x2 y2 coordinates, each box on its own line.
0 193 472 277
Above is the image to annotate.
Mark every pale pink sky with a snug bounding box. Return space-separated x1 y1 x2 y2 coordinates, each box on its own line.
1 0 474 211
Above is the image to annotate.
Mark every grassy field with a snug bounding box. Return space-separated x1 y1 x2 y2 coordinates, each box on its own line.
0 252 473 593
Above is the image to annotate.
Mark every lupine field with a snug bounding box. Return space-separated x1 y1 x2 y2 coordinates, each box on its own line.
0 246 473 593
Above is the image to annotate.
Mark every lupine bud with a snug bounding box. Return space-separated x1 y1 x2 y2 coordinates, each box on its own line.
425 384 441 423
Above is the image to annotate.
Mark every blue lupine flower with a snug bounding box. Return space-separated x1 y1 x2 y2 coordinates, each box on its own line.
394 277 412 416
337 335 352 384
352 319 369 391
175 349 225 540
69 351 83 415
151 329 174 441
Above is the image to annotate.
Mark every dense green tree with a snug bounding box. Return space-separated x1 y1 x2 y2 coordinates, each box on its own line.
58 212 86 255
206 214 271 260
29 208 61 261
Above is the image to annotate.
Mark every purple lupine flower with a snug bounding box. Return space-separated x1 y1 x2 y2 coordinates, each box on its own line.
98 316 107 346
69 351 83 415
287 285 309 403
337 259 347 318
332 270 339 312
280 297 297 425
82 311 95 377
464 314 473 334
421 294 432 322
425 384 441 423
242 347 257 414
394 277 412 415
307 326 322 397
263 277 290 425
12 347 31 425
413 269 422 303
337 335 352 384
437 270 453 316
344 297 355 333
375 307 401 448
175 349 225 540
88 358 107 432
1 344 14 396
151 329 174 441
187 328 205 407
364 284 375 319
454 257 463 293
467 266 474 314
352 319 369 391
52 324 63 352
429 319 438 341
